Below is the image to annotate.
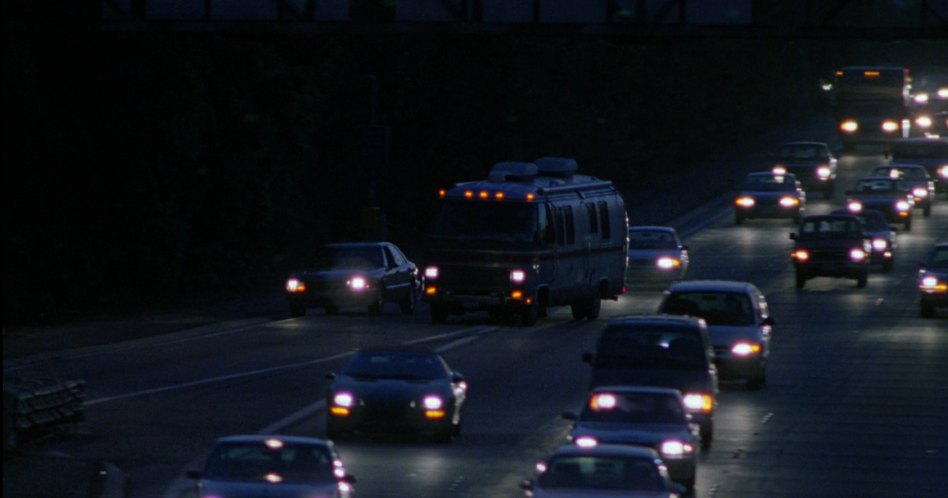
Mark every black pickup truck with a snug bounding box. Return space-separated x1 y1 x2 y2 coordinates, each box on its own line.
790 214 872 289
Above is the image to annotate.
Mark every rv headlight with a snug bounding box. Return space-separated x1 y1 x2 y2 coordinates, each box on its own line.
881 120 899 132
915 115 932 128
424 266 439 280
510 269 527 283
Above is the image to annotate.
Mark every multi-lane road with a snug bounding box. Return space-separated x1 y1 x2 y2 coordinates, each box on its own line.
5 146 947 498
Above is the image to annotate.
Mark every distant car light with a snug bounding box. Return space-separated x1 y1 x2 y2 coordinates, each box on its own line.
264 438 284 449
919 275 947 293
914 93 930 104
772 165 787 175
656 256 680 270
848 201 863 212
939 88 948 99
660 440 694 458
939 165 948 179
913 187 928 198
510 269 526 283
682 393 713 413
424 266 439 279
423 395 444 410
575 436 598 448
792 249 810 261
881 120 899 132
895 200 911 212
840 120 858 133
590 393 617 410
735 196 755 208
872 238 888 251
817 166 832 179
348 277 368 291
286 278 306 293
779 196 800 208
333 392 355 408
849 248 867 262
915 115 932 128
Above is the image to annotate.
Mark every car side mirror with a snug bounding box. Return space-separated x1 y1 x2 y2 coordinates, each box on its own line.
326 372 336 380
669 482 688 494
789 233 798 240
762 316 775 326
581 352 594 364
519 479 535 491
681 244 690 251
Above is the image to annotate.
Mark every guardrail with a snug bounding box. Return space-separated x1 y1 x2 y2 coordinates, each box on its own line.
3 378 86 452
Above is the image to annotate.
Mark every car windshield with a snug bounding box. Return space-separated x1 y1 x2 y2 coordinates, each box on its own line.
596 326 707 370
873 167 927 180
431 200 540 247
579 391 687 425
741 174 796 191
857 213 890 231
342 351 448 380
628 230 677 250
927 247 948 269
538 455 665 491
777 145 825 160
204 441 335 483
315 246 382 269
854 178 902 193
891 141 948 159
663 292 755 326
798 218 864 239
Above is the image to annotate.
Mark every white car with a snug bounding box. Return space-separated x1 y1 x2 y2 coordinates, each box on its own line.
187 435 355 498
520 442 686 498
659 280 773 390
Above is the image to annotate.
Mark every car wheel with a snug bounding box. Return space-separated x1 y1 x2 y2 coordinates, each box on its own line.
747 365 767 390
289 301 307 318
326 423 348 442
699 420 713 450
856 271 868 288
882 258 894 273
570 301 586 320
904 218 912 231
920 301 935 318
399 288 416 315
324 305 339 315
824 188 834 200
430 304 448 324
683 476 696 493
923 203 931 217
795 271 806 289
368 290 384 315
587 297 602 320
734 212 744 225
432 424 455 443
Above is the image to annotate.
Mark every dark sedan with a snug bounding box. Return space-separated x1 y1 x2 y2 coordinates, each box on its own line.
845 176 914 230
832 209 898 272
285 242 421 317
733 171 806 224
887 138 948 194
326 347 467 442
770 141 838 198
871 163 936 216
918 242 948 318
625 226 689 284
790 214 872 288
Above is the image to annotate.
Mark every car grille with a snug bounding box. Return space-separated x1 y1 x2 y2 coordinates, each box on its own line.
807 248 849 262
438 265 509 291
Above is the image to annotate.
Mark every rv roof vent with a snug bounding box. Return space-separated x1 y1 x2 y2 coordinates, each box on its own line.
489 162 538 182
535 157 579 177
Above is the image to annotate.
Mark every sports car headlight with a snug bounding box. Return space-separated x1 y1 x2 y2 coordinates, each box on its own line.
286 278 306 293
840 120 858 132
919 275 947 293
915 115 932 128
913 187 928 198
731 342 762 356
348 276 369 291
735 196 755 207
779 196 800 208
872 238 888 251
682 393 713 413
660 440 694 458
881 120 899 132
848 200 863 212
792 249 810 261
849 248 867 262
817 166 832 179
656 256 681 270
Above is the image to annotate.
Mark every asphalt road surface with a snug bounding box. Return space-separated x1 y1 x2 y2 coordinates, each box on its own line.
5 138 947 498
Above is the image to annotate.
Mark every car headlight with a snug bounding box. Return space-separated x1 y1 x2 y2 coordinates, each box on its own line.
817 166 832 179
881 120 899 132
895 200 912 212
660 440 695 458
915 115 933 128
849 248 867 262
656 256 681 270
939 88 948 99
422 394 446 419
331 392 355 416
919 274 947 293
872 238 888 251
779 196 800 208
510 269 526 283
938 165 948 179
731 342 762 357
772 165 786 175
682 393 713 413
286 278 306 293
912 187 927 198
848 200 863 212
840 120 858 132
914 93 929 104
735 196 755 207
348 276 369 291
792 249 810 261
574 435 599 448
424 266 439 280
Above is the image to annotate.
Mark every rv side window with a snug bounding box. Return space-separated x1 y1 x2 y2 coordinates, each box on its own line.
539 204 554 244
586 204 599 235
598 201 610 240
564 206 575 245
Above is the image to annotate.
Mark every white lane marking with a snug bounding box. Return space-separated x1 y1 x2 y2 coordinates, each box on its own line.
85 351 353 406
402 325 495 345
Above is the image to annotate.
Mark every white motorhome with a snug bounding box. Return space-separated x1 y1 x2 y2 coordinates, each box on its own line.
422 157 628 326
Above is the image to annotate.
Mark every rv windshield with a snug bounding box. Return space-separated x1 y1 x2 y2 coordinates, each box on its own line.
432 201 540 247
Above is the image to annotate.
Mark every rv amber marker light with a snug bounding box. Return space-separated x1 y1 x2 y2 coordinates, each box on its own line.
525 193 535 201
495 191 505 200
464 190 473 199
438 188 446 198
479 190 489 200
864 70 880 77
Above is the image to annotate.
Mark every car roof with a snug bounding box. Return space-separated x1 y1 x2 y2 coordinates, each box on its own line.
324 242 388 249
605 314 703 329
354 345 438 356
215 434 331 446
551 443 660 460
831 208 886 220
590 385 683 398
746 170 797 179
629 225 677 233
876 163 926 170
779 141 829 148
802 213 861 221
666 280 759 294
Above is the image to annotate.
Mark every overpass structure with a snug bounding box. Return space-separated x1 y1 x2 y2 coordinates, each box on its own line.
5 0 948 38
